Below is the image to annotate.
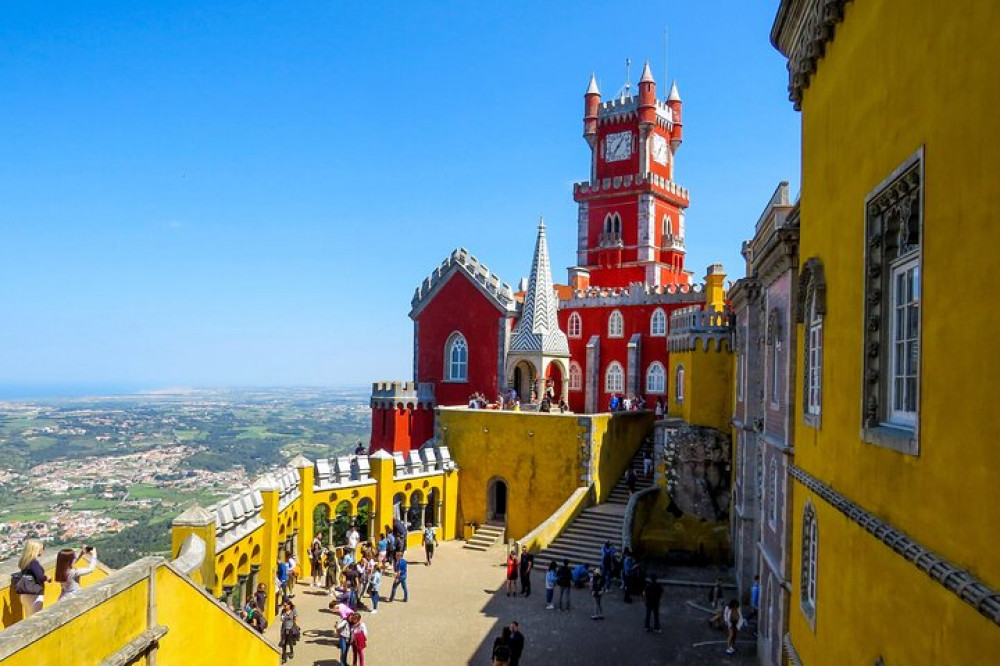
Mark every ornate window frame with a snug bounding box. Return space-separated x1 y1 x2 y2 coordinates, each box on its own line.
567 312 583 339
445 332 468 382
569 362 583 392
650 308 667 337
767 308 783 408
798 258 826 429
862 149 923 455
605 361 624 393
800 500 818 626
608 309 624 338
675 364 685 403
645 362 666 394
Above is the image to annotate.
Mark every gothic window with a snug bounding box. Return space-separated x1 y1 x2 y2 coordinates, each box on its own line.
801 502 818 619
862 152 922 454
569 362 583 392
645 362 666 394
675 365 685 403
605 362 624 393
650 308 667 337
567 312 582 339
445 333 468 382
662 215 672 239
603 213 622 235
608 310 624 338
799 258 826 426
767 308 782 407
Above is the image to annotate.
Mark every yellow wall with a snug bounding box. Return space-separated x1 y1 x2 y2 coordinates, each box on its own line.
669 344 732 431
635 490 730 563
0 556 109 629
439 409 651 541
788 0 1000 661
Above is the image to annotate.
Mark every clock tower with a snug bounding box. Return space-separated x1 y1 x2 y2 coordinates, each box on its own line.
571 62 689 289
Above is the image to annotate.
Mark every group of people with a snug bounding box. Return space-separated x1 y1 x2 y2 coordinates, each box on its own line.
12 539 99 618
489 621 526 665
609 393 664 414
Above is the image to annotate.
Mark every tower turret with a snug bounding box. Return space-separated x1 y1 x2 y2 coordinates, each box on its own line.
638 61 657 125
667 81 683 152
584 73 601 141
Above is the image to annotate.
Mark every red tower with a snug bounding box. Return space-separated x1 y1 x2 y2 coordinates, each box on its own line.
570 63 690 290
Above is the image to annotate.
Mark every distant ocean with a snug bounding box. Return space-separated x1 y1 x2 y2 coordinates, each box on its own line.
0 384 152 400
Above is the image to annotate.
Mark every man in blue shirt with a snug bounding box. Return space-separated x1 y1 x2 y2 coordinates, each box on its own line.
389 551 408 602
276 557 289 601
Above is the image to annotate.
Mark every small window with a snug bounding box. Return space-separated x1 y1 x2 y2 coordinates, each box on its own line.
801 503 818 618
888 259 919 427
662 215 672 239
768 461 778 527
645 362 666 394
675 365 684 403
799 258 826 426
650 308 666 337
767 308 782 407
569 362 583 392
445 333 468 382
605 362 624 393
806 294 823 416
608 310 624 338
567 312 582 339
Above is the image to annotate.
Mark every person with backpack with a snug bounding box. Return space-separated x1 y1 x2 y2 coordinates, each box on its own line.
590 566 605 620
556 559 572 611
349 611 368 666
336 609 354 666
491 626 512 665
643 574 663 633
423 522 438 565
544 561 558 610
278 600 299 664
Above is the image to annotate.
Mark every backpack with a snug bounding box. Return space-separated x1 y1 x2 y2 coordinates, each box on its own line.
591 572 604 594
556 566 571 587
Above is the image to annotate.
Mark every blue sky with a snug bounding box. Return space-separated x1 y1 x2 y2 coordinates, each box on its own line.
0 1 799 391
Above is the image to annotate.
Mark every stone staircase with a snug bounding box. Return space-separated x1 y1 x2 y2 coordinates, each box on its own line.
532 447 653 572
463 520 506 551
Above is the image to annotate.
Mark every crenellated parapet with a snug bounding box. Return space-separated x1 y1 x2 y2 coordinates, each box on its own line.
574 171 689 203
560 281 705 309
410 248 516 317
668 305 734 352
370 380 435 409
596 94 675 129
205 487 266 554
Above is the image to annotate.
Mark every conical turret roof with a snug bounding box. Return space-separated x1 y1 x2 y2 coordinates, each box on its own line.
667 80 682 102
640 60 655 84
586 73 601 95
509 219 570 356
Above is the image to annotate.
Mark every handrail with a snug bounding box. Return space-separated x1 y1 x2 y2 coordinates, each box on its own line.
519 486 593 553
622 486 660 554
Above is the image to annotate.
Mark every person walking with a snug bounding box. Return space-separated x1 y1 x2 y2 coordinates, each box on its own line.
55 545 98 600
643 451 653 478
643 574 663 633
590 566 605 620
724 598 744 655
750 575 760 619
708 577 726 628
350 611 368 666
389 551 408 602
544 561 557 610
505 548 519 597
276 556 289 605
368 564 382 614
556 559 572 611
278 600 299 664
14 539 48 618
491 626 512 665
336 609 354 666
508 621 525 666
310 535 324 587
518 545 534 597
600 541 616 592
423 522 437 565
626 466 638 497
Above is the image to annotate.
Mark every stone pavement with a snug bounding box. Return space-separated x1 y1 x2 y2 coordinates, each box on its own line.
266 540 756 665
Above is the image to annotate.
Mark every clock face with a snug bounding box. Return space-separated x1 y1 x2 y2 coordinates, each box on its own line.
605 131 632 162
652 134 669 165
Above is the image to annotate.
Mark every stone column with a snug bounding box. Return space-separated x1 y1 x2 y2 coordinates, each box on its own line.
435 500 443 527
237 574 249 607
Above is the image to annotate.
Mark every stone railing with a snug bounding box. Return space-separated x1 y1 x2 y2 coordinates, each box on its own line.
668 306 734 352
392 445 455 479
314 453 373 490
560 282 705 309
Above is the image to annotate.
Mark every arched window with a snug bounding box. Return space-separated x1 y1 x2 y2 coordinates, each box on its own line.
798 258 826 425
608 310 624 338
613 213 621 234
662 215 673 239
567 312 582 339
445 333 468 381
801 503 818 617
646 362 666 394
603 213 622 235
605 362 624 393
650 308 667 337
675 365 685 403
569 362 583 392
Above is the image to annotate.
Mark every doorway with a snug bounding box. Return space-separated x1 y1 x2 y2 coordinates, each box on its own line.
487 477 508 523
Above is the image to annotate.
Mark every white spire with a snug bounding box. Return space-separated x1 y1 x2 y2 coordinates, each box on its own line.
509 217 570 356
668 80 682 102
640 60 655 84
586 72 600 95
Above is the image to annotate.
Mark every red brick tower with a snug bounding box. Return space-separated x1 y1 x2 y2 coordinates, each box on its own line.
570 63 690 290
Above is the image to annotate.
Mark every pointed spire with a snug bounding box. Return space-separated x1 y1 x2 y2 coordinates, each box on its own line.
586 73 600 96
640 60 655 84
668 80 682 102
509 217 570 356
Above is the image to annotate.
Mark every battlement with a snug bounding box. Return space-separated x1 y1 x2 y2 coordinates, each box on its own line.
410 248 516 317
574 171 689 203
597 94 674 128
204 486 266 554
371 380 435 408
560 281 705 309
668 306 734 352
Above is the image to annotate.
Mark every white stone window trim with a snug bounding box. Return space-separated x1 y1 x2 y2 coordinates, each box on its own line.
800 501 818 626
605 361 624 393
675 364 685 403
887 257 919 428
608 309 625 338
645 361 666 394
806 296 823 418
567 312 583 339
444 332 468 383
650 308 667 337
569 362 583 392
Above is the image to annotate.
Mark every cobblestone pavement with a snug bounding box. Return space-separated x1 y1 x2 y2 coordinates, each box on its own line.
266 540 756 665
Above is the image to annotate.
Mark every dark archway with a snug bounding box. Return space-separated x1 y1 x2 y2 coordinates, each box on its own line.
487 477 509 523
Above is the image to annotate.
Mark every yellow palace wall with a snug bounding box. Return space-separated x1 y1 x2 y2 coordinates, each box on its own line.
788 0 1000 662
1 556 109 630
668 344 732 431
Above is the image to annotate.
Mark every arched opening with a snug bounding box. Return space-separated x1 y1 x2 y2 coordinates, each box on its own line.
392 492 406 524
545 361 564 403
510 360 537 403
426 488 440 526
408 490 425 531
332 500 352 546
487 477 509 523
356 498 374 543
313 503 332 546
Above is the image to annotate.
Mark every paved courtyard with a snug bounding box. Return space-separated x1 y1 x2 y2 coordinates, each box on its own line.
266 540 756 665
